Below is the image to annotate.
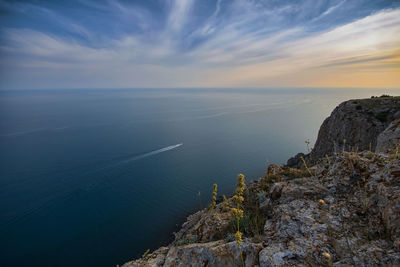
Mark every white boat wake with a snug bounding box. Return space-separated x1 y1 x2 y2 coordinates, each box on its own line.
120 143 183 164
103 143 183 171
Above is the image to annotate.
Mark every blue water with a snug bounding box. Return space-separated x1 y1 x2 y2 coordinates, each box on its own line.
1 88 398 266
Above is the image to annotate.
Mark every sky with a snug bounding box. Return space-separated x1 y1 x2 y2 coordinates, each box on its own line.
0 0 399 89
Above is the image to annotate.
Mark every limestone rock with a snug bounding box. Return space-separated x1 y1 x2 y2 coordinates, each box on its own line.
286 153 306 168
313 97 400 159
376 118 400 153
287 97 400 166
172 202 232 244
260 152 400 266
164 240 262 267
123 247 169 267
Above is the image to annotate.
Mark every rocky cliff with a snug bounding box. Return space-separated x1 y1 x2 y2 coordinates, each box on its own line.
287 96 400 167
376 118 400 154
123 97 400 267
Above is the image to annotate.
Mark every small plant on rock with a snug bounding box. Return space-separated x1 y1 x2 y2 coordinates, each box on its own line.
300 156 314 177
223 195 230 211
210 184 218 210
305 139 311 152
305 139 313 163
142 249 150 258
232 174 246 267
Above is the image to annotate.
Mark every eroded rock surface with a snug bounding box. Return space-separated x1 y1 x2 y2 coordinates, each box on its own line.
124 151 400 267
287 97 400 167
376 118 400 153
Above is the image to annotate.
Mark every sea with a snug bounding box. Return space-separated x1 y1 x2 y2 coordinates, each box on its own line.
1 88 399 266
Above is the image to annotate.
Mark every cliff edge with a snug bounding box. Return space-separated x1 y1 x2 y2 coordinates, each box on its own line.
287 96 400 167
123 97 400 267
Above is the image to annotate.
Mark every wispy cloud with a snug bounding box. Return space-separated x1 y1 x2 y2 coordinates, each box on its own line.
167 0 194 33
0 0 399 89
319 55 398 68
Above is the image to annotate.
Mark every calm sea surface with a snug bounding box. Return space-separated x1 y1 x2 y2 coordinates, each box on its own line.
1 88 399 266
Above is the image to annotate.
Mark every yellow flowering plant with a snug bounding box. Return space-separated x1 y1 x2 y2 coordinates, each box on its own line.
223 195 229 211
210 183 217 210
232 173 245 267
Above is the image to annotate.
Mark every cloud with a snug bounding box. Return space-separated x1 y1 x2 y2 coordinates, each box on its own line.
167 0 194 33
310 0 346 22
0 0 399 89
319 55 398 68
201 8 400 86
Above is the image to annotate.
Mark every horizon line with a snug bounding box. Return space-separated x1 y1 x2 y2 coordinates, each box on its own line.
1 86 400 91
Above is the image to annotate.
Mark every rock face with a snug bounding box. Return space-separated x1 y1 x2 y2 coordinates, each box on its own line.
311 97 400 159
285 153 305 168
260 152 400 266
376 118 400 153
123 151 400 267
125 241 263 267
287 97 400 167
